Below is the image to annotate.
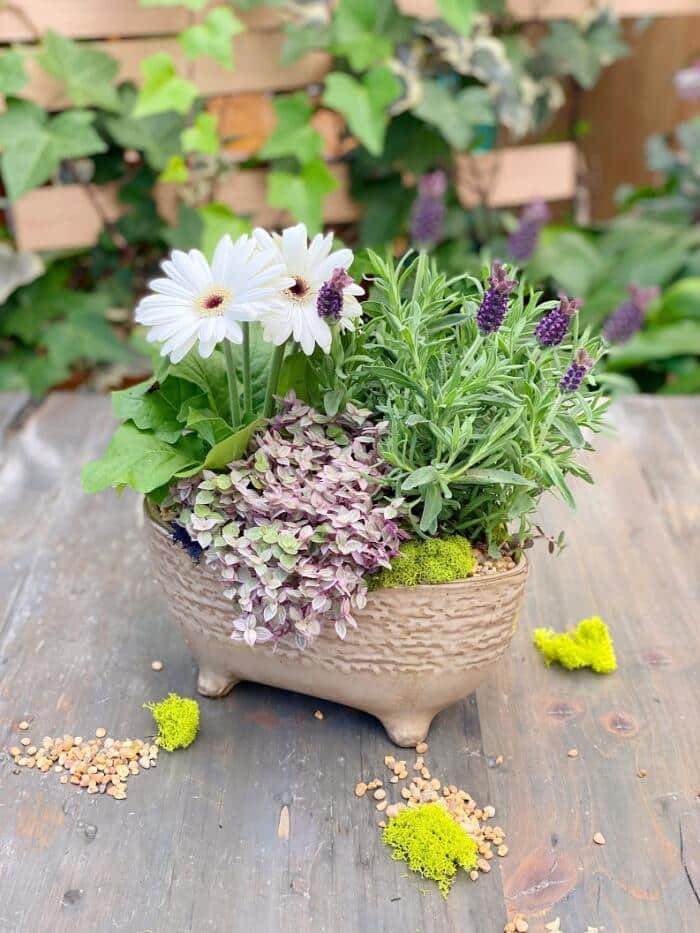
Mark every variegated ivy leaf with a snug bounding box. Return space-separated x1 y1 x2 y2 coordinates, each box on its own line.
412 81 494 151
0 244 43 304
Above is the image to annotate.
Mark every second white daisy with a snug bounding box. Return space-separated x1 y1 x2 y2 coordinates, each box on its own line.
253 223 364 356
135 234 293 363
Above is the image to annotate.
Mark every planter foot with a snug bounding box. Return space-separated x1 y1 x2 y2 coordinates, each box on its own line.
197 667 239 698
379 711 436 748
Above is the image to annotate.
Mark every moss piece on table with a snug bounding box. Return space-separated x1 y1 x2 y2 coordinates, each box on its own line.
369 536 476 590
144 693 200 751
533 616 617 674
382 802 479 897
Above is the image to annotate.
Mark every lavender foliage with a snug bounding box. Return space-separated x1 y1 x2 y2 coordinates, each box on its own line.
603 285 659 345
476 261 518 334
559 349 594 393
171 395 406 648
508 200 551 262
410 171 447 248
535 295 580 347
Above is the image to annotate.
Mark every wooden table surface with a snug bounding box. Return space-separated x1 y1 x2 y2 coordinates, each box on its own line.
0 393 698 933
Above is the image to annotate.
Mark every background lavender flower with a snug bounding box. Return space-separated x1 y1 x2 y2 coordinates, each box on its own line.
476 261 518 334
674 59 700 100
535 295 581 347
410 170 448 249
170 395 407 648
603 285 659 345
317 268 353 321
559 349 594 393
508 200 551 261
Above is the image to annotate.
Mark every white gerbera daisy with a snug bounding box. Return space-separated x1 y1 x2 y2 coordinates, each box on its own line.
135 234 293 363
253 223 364 356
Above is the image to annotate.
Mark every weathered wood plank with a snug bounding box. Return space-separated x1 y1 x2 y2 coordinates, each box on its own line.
0 1 283 43
476 398 700 929
0 394 506 932
11 164 359 253
19 33 330 110
397 0 700 19
455 143 577 209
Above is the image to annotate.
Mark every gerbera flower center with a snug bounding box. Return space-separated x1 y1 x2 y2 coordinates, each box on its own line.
284 276 312 303
196 287 231 317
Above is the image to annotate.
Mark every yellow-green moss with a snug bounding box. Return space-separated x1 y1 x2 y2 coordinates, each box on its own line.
382 802 479 897
144 693 200 751
533 616 617 674
369 536 476 590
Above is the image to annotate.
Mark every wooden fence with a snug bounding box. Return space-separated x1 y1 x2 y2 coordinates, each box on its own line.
1 1 697 251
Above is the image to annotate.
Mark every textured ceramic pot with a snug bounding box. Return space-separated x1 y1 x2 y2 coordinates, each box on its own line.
146 507 529 747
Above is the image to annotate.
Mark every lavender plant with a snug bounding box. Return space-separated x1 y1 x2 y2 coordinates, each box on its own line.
166 395 405 647
335 252 607 549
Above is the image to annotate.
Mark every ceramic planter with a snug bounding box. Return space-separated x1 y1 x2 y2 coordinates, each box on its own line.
146 506 529 747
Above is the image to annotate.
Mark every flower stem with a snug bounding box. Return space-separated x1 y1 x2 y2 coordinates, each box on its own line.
263 343 286 419
242 322 252 418
223 340 242 428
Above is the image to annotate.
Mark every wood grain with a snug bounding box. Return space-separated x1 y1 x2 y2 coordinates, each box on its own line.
397 0 700 19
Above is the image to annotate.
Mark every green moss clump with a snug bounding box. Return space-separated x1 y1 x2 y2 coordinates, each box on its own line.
144 693 200 751
533 616 617 674
382 802 479 897
369 536 476 590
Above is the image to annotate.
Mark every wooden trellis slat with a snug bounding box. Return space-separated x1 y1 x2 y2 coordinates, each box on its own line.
397 0 700 18
455 142 577 209
10 164 360 253
0 1 284 43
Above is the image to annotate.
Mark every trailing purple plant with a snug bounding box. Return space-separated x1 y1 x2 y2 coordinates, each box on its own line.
535 295 581 347
410 171 448 249
508 200 551 262
168 394 406 648
476 260 518 334
602 285 659 345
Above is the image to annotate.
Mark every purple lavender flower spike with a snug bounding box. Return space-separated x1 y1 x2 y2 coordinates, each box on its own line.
603 285 659 345
476 260 518 334
535 295 581 347
559 348 594 393
317 267 353 321
508 199 551 262
410 170 448 249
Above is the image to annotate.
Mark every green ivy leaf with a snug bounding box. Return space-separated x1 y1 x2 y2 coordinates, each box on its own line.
268 158 337 234
159 154 190 183
81 423 205 494
38 31 120 111
332 0 393 71
281 22 332 66
179 7 245 68
322 67 400 156
437 0 476 36
0 100 106 200
198 203 251 259
258 92 323 165
0 49 27 95
412 82 494 151
43 304 133 371
133 53 198 118
181 112 220 156
104 84 187 170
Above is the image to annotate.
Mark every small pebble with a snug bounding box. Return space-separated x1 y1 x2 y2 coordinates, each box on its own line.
95 728 107 738
567 748 578 758
593 832 606 845
515 919 528 933
545 920 561 932
354 782 367 798
373 788 386 801
151 661 163 671
18 721 30 731
477 858 491 873
415 741 428 754
376 799 388 812
637 768 647 778
469 870 479 881
495 754 504 766
9 747 20 757
498 844 508 856
20 737 30 747
313 710 324 720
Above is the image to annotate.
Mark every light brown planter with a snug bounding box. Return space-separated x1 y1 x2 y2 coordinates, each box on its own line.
146 507 528 747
